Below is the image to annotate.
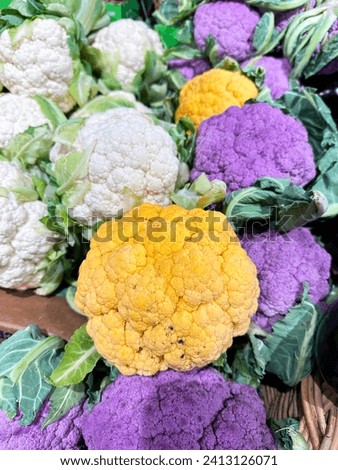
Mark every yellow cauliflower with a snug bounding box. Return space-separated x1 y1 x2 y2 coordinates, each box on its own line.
175 69 258 129
75 203 259 376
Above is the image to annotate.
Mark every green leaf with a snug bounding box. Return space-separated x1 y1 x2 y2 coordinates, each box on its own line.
245 0 308 11
224 177 327 232
72 94 135 119
171 173 227 209
265 286 319 386
279 87 337 160
310 140 338 217
69 60 96 108
0 325 64 424
1 125 53 168
253 12 283 56
153 0 206 26
304 33 338 77
232 329 269 388
33 95 66 129
212 353 232 379
268 419 308 450
0 377 17 419
50 324 101 387
42 382 85 429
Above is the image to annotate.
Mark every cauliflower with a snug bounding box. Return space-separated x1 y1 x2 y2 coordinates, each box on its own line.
0 400 83 450
193 1 260 61
81 368 276 450
0 94 49 148
0 18 92 112
242 56 291 99
0 161 58 293
175 69 258 129
168 58 211 80
241 228 331 331
51 108 179 225
72 90 151 119
191 102 316 191
92 19 163 89
75 203 259 376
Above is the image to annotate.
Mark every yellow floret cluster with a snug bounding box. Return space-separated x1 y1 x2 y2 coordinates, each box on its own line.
75 203 259 375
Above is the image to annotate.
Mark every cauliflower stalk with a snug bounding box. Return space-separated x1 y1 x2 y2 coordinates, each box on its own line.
51 108 180 226
75 203 259 376
81 369 276 450
90 19 163 91
0 93 66 167
0 161 65 295
0 16 96 112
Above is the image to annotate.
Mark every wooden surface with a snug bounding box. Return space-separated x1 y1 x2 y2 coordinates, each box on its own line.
0 289 86 341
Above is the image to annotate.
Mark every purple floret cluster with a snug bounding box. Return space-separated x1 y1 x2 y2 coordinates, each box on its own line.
168 58 211 80
241 228 331 331
191 102 316 191
81 368 276 450
193 1 260 62
0 400 83 450
242 56 291 99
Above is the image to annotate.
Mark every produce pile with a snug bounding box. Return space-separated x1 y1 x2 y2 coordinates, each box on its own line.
0 0 337 451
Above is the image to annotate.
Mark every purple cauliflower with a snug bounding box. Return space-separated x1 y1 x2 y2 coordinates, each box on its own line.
241 228 331 331
81 368 276 450
242 56 291 99
191 102 316 192
168 58 211 80
0 400 83 450
193 1 261 62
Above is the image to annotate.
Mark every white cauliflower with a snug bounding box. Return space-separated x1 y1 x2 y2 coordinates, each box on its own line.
51 108 179 225
0 19 76 112
92 19 163 89
0 161 57 293
0 93 49 148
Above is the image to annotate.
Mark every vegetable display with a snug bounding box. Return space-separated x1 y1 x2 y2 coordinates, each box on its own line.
0 0 337 453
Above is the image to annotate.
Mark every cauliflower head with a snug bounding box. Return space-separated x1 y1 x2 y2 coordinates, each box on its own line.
242 56 291 99
193 1 260 62
51 108 179 225
0 162 57 292
0 19 75 112
0 94 49 148
81 368 276 450
241 228 331 331
168 58 210 80
0 400 83 450
92 19 163 89
75 203 259 375
175 69 258 128
191 102 316 191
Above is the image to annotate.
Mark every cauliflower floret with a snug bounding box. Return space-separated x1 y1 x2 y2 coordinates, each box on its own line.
168 58 211 80
0 94 49 148
193 1 260 61
175 69 258 129
81 369 276 450
191 102 316 190
241 228 331 331
92 19 163 89
51 108 179 225
0 400 83 450
0 162 57 292
0 19 75 112
75 203 259 375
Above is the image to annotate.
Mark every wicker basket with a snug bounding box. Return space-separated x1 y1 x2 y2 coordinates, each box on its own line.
263 373 338 450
